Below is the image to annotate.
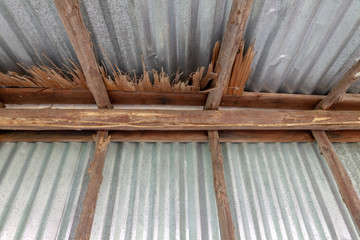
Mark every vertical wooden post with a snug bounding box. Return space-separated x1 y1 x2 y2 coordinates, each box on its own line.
75 131 110 240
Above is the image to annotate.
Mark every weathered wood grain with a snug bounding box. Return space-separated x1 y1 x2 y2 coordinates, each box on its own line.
204 0 253 110
2 88 360 110
54 0 112 109
75 130 110 240
0 109 360 131
312 130 360 229
316 61 360 110
208 130 236 240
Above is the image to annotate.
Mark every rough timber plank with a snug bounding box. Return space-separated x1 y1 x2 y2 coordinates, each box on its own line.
1 109 360 131
54 0 111 109
75 130 110 240
208 130 236 240
312 130 360 229
204 0 253 110
312 60 360 231
316 61 360 110
1 88 360 110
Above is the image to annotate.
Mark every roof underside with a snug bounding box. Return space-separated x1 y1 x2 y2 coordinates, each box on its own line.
1 142 359 239
0 0 359 94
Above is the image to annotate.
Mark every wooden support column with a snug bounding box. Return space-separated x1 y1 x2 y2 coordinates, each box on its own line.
204 0 253 239
75 130 110 240
54 0 112 109
312 61 360 230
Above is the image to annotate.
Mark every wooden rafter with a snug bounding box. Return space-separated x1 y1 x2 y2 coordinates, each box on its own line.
316 61 360 110
204 0 254 239
311 60 360 230
1 108 360 131
204 0 253 110
208 130 236 239
75 130 110 240
54 0 112 109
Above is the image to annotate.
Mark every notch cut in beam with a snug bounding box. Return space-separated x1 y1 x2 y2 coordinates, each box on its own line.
75 130 110 240
54 0 111 109
1 109 360 131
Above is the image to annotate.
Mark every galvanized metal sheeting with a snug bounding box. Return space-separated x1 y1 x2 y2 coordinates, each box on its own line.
245 0 360 94
0 142 94 240
334 143 360 198
2 142 358 239
1 0 360 94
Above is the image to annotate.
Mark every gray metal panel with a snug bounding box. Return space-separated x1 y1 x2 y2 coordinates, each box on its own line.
333 142 360 198
1 0 360 94
91 142 359 240
0 142 94 240
244 0 360 94
80 0 232 76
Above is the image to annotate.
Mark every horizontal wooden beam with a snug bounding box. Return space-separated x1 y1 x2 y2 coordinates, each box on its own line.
1 130 360 142
1 88 360 110
1 109 360 131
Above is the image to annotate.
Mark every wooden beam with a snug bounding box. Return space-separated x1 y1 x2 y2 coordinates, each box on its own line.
316 61 360 110
208 130 236 240
54 0 112 109
1 108 360 131
75 130 110 240
1 109 360 131
204 0 253 110
1 88 360 110
312 130 360 229
311 61 360 230
1 130 360 143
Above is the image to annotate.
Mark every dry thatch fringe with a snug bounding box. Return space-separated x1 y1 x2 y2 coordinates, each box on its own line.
101 56 210 93
0 40 253 94
224 40 256 95
0 59 86 89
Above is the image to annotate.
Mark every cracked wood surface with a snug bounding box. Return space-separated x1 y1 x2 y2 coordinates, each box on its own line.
54 0 112 109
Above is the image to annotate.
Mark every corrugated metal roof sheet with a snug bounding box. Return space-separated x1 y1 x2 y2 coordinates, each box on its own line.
94 142 360 239
334 143 360 199
244 0 360 94
1 0 360 94
1 142 359 239
0 142 94 240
